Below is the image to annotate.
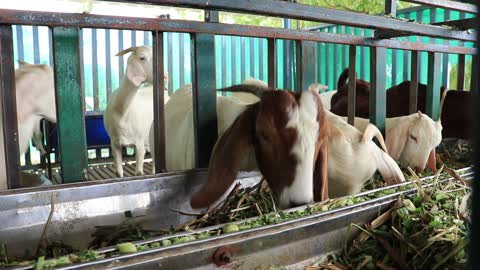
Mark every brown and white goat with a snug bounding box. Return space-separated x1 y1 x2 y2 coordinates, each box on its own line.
190 86 330 210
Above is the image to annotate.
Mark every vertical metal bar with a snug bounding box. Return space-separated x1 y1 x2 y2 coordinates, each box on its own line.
370 47 387 135
258 38 264 82
190 11 218 168
33 26 40 64
250 38 255 78
240 37 246 82
359 29 365 80
153 31 166 173
167 32 173 95
416 11 423 82
426 52 441 121
325 41 330 89
332 28 338 86
457 54 466 90
409 50 419 114
284 18 292 89
105 29 112 100
296 40 316 92
341 26 348 69
48 27 54 66
231 36 237 84
131 30 136 47
52 27 88 183
118 30 124 82
79 29 86 113
347 46 357 125
442 11 450 87
268 38 276 88
15 25 24 62
403 50 410 81
385 0 397 17
143 31 149 45
221 35 227 87
470 14 480 270
0 25 20 189
392 49 398 86
471 55 479 94
92 28 99 111
179 33 185 86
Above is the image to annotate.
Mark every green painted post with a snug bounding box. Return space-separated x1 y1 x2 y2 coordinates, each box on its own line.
471 55 479 95
191 10 218 168
52 27 88 182
426 52 441 121
295 40 316 92
370 47 387 135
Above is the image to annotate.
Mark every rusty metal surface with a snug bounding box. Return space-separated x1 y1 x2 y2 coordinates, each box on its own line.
108 0 476 41
0 10 476 55
0 24 21 189
432 18 477 31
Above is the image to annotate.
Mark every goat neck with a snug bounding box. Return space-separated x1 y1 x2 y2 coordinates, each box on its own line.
112 77 143 114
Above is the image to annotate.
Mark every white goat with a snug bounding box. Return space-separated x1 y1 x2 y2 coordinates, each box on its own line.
319 90 337 111
15 62 56 156
340 112 442 174
104 46 154 177
326 111 405 197
148 81 258 173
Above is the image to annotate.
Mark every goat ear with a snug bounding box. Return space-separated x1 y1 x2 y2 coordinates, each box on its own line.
373 147 405 185
125 58 146 87
190 104 258 209
115 47 136 57
385 119 410 160
427 148 437 173
313 141 328 201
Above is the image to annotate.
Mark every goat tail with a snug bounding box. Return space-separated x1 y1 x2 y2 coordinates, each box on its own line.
361 123 389 155
372 146 405 185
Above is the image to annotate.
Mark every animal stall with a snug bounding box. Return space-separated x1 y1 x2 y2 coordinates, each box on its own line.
0 0 478 269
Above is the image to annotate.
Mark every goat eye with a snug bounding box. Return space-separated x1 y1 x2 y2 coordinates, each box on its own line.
409 134 418 143
139 56 146 61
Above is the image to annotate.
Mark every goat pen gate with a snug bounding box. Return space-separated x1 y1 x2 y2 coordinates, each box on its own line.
0 0 478 268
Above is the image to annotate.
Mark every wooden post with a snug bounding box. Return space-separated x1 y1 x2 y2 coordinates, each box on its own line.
52 27 88 182
267 38 277 88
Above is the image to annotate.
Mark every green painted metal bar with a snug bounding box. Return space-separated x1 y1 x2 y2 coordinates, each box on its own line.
268 38 277 88
295 40 316 92
153 30 166 173
0 24 20 189
369 47 387 135
426 52 441 121
51 27 88 182
191 10 218 168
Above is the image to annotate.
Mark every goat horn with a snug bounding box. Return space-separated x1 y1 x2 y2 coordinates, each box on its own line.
115 46 137 57
438 87 449 120
216 84 270 98
361 124 389 155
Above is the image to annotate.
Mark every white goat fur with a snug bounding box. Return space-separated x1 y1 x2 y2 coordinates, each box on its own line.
15 62 56 156
319 90 337 111
149 82 258 172
340 112 442 173
104 46 155 177
325 111 405 197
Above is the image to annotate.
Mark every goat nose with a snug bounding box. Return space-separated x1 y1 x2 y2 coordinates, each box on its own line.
415 166 423 174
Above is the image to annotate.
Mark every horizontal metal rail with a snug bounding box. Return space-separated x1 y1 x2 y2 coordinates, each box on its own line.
404 0 478 14
103 0 476 42
0 10 476 55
